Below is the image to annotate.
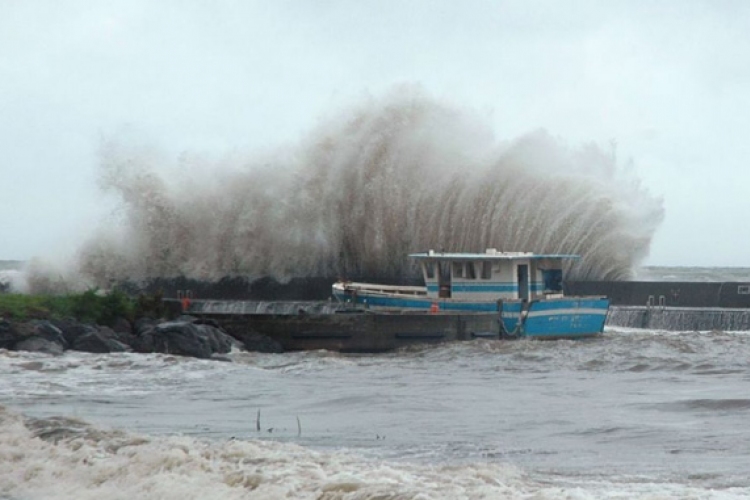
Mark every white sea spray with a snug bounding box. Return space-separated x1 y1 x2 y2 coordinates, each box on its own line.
70 87 663 288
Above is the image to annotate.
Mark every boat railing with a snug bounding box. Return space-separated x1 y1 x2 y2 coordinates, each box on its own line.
337 281 427 297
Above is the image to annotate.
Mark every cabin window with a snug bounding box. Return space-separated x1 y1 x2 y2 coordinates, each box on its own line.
481 261 492 280
465 262 476 280
739 285 750 295
423 262 435 279
542 269 563 292
439 262 451 283
452 262 463 278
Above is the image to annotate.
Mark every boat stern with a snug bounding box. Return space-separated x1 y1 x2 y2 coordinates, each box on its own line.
501 297 610 339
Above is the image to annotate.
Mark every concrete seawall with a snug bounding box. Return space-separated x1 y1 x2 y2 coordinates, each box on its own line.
188 299 344 315
568 281 750 308
177 299 500 352
214 312 500 352
608 306 750 331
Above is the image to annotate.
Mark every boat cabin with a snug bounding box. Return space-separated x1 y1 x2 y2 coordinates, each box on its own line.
409 249 579 301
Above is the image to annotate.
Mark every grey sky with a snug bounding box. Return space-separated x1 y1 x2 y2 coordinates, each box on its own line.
1 0 749 266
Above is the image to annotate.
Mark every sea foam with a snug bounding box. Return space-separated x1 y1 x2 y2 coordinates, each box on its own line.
1 405 747 500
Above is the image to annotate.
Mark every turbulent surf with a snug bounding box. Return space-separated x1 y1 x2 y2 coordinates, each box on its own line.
4 328 750 498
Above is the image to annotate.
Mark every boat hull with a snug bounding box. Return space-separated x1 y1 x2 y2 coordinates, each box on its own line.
501 298 610 338
332 288 609 338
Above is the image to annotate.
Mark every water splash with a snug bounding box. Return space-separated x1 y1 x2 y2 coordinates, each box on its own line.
77 88 663 287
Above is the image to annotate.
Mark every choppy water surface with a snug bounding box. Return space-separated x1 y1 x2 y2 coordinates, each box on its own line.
3 327 750 498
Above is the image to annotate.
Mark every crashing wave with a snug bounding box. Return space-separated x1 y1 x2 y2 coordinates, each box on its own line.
76 88 663 287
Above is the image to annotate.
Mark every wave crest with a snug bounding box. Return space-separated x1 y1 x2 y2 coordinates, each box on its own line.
78 89 663 286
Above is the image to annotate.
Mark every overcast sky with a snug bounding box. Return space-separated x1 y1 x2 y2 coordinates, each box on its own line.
1 0 749 266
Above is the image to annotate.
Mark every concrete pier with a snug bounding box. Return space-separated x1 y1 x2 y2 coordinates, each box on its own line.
178 299 501 352
567 281 750 308
607 306 750 331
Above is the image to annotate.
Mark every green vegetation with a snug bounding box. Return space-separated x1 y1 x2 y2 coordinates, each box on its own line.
0 289 165 325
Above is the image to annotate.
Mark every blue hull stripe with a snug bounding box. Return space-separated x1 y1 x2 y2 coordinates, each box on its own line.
427 283 546 293
332 291 609 337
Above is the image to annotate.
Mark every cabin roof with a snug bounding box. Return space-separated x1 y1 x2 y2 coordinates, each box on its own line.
408 250 580 261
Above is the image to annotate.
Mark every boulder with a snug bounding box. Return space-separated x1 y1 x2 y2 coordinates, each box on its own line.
150 321 214 359
216 323 282 353
132 330 155 354
100 325 137 349
132 320 237 359
15 336 64 356
2 315 245 359
192 317 222 329
195 323 235 354
51 319 95 348
72 327 129 353
0 320 16 349
13 321 67 351
111 317 133 336
134 317 159 336
132 318 159 354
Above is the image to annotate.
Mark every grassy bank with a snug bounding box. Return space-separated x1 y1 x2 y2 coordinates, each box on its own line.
0 290 164 326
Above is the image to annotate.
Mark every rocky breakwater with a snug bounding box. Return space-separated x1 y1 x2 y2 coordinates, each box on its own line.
0 316 283 359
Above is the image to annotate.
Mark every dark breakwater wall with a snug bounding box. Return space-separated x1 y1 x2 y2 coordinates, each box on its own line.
181 299 500 352
128 276 415 301
574 281 750 331
608 306 750 331
566 281 750 308
125 276 336 301
141 276 750 309
187 299 345 315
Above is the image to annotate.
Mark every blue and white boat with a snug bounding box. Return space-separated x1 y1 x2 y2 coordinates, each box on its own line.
332 249 609 339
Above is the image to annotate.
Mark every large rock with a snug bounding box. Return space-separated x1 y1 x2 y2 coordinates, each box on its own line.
111 317 133 336
13 321 67 351
101 325 137 349
3 316 243 359
15 336 64 356
72 327 130 353
218 322 283 353
51 319 95 347
134 317 159 336
135 319 238 359
51 319 137 351
132 318 159 354
197 323 236 354
0 320 16 349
